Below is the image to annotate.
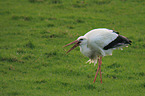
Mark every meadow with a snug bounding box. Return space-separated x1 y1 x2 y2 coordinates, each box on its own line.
0 0 145 96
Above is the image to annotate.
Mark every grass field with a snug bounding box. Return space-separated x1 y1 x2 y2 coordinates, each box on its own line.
0 0 145 96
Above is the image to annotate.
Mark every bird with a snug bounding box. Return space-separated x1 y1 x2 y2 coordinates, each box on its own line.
63 28 132 83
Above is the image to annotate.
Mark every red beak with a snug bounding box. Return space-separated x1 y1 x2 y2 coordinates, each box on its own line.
63 40 79 53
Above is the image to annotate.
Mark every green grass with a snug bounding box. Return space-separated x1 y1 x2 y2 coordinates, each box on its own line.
0 0 145 96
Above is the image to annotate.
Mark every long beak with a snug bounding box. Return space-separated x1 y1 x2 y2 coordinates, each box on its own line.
63 40 79 53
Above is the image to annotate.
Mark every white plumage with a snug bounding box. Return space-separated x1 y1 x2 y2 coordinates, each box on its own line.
79 28 118 65
64 28 132 83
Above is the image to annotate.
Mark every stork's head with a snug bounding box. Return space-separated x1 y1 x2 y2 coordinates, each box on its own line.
63 36 87 53
77 36 87 45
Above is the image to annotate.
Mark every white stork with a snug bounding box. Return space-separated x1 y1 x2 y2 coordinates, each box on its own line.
63 28 132 83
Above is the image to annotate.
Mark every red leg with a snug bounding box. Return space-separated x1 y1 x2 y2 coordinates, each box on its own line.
99 57 102 83
93 57 101 83
93 57 102 83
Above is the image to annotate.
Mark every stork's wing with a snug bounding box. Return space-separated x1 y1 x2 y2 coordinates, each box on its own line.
103 35 132 50
85 29 119 49
85 29 132 50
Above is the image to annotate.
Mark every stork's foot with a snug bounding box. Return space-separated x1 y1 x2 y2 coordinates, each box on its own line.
86 59 98 66
86 59 92 64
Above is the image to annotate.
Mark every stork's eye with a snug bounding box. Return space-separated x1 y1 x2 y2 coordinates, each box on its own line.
80 39 83 41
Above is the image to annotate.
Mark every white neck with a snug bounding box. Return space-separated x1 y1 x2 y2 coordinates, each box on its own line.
79 44 91 58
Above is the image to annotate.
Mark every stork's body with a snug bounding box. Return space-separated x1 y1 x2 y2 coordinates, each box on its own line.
64 28 132 83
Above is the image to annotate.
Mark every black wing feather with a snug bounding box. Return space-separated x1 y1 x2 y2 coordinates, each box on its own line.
103 35 132 50
113 30 119 34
